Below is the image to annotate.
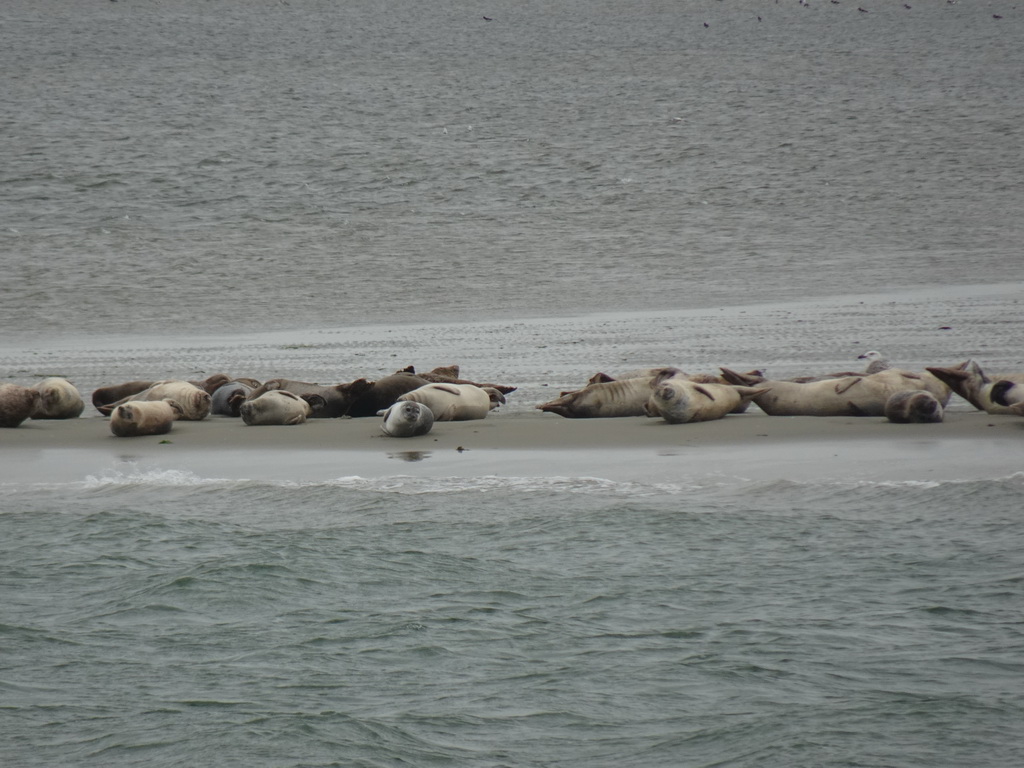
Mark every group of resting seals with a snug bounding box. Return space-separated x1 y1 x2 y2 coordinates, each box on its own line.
0 365 513 438
535 352 1024 426
0 377 85 428
4 354 1024 438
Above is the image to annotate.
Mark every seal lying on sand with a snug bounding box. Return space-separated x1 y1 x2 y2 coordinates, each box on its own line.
31 377 85 419
245 379 351 418
786 354 949 403
537 368 687 418
92 380 155 410
0 383 42 428
240 390 312 426
211 378 261 417
584 368 761 414
884 390 944 423
397 383 505 421
96 381 212 421
396 365 517 395
92 373 231 411
990 379 1024 414
379 400 435 437
109 399 184 437
341 373 432 417
720 367 947 417
245 373 428 418
927 361 1024 414
645 371 768 424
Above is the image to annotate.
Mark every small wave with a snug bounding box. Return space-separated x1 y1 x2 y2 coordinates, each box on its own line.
81 467 235 489
3 464 720 497
733 472 1024 493
308 474 711 496
6 468 1024 506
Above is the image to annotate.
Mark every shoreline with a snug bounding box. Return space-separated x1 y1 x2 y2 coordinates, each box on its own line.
4 410 1022 485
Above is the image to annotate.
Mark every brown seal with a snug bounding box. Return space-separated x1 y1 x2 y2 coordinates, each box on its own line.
396 365 517 395
0 383 42 428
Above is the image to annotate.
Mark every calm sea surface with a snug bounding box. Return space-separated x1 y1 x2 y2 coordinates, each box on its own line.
2 0 1022 341
3 1 1024 766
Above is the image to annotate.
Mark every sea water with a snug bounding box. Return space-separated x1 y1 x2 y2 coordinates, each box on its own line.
4 470 1024 767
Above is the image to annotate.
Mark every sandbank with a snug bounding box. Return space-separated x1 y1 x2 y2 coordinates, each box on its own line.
3 283 1024 485
3 410 1022 486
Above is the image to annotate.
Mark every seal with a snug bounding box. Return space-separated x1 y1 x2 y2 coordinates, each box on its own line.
379 400 435 437
211 378 261 416
990 379 1024 412
585 368 762 413
239 390 312 425
585 368 680 386
396 365 518 395
244 379 351 418
645 371 768 424
720 367 944 417
0 383 42 428
397 383 505 421
96 380 212 421
927 361 1024 414
31 377 85 419
92 380 155 410
884 390 944 423
245 373 429 418
92 373 231 411
341 373 431 417
109 399 184 437
537 369 685 418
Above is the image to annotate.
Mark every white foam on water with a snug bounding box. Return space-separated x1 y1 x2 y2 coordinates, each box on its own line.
8 465 1023 503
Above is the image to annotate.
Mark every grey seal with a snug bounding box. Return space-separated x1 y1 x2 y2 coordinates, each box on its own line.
379 400 435 437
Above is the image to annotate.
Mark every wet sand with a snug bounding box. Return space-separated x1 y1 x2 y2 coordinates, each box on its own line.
4 410 1022 486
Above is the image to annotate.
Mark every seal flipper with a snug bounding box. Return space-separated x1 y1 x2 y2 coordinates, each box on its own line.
833 377 863 395
692 384 716 401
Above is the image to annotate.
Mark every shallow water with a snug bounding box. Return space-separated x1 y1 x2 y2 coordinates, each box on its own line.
4 471 1024 767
